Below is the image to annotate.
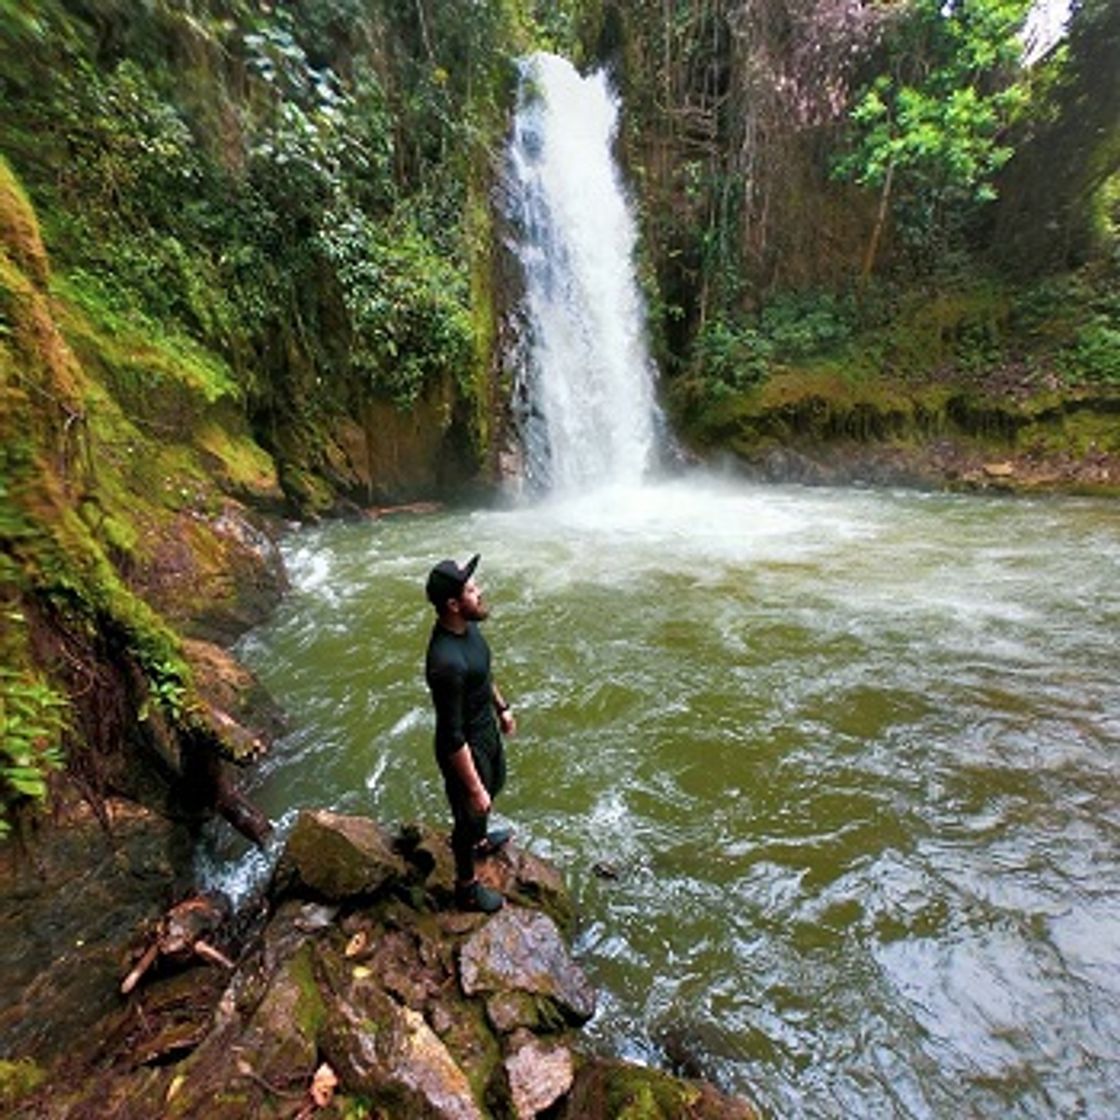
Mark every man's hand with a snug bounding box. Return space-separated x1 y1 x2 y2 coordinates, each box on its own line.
468 783 492 815
449 744 491 814
498 707 517 737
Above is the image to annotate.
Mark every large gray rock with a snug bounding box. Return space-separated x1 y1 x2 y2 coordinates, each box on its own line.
320 957 484 1120
274 809 406 900
459 909 596 1025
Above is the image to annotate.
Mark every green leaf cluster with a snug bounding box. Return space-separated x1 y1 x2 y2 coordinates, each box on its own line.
835 0 1032 260
0 667 67 838
692 292 859 393
842 80 1022 200
319 211 473 407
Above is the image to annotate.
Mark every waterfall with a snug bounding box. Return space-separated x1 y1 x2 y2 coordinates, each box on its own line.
504 52 660 494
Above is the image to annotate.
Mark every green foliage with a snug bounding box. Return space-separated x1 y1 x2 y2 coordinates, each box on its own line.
1009 266 1120 384
243 25 395 220
834 0 1032 263
692 291 859 392
319 210 473 406
338 1096 375 1120
692 319 772 394
992 0 1120 271
1094 172 1120 255
760 293 858 359
0 666 67 839
1063 319 1120 384
1 441 194 746
141 666 187 724
54 58 203 226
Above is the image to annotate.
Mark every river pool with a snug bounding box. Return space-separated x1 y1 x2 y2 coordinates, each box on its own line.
203 475 1120 1119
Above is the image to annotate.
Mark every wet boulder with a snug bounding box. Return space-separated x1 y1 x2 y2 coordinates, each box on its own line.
459 909 597 1026
318 956 485 1120
182 638 287 760
556 1057 760 1120
272 809 407 901
122 939 326 1119
505 1034 575 1119
137 500 287 647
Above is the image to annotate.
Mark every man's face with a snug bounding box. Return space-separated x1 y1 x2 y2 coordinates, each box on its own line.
453 577 489 621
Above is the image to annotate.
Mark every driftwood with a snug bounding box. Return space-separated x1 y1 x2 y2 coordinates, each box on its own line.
365 500 443 519
121 892 234 995
215 769 273 848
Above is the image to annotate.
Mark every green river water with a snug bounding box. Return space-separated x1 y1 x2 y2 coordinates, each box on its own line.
204 475 1120 1119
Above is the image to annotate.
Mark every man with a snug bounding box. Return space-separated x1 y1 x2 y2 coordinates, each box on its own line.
424 553 517 913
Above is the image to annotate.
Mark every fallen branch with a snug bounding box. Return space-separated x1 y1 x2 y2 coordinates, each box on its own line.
120 893 233 995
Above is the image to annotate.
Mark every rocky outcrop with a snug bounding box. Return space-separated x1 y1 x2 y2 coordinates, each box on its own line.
134 500 289 647
679 369 1120 496
460 909 597 1027
4 809 758 1119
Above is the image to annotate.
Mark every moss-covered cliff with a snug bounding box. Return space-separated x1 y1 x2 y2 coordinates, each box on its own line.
0 0 536 516
0 0 542 842
668 270 1120 492
0 149 286 843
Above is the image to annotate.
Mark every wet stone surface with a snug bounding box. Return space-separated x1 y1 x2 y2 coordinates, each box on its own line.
3 809 759 1119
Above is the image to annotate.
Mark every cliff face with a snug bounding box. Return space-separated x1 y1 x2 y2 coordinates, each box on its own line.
0 152 289 843
0 1 522 846
0 2 519 517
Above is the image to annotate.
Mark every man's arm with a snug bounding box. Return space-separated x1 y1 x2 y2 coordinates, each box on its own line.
491 684 517 737
447 744 491 814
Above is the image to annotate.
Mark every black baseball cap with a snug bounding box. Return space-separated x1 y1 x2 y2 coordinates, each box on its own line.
425 553 480 607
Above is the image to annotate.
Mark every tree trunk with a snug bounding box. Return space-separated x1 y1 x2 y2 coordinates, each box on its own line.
862 158 895 281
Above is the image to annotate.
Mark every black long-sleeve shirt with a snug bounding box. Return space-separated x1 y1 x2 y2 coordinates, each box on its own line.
425 621 500 767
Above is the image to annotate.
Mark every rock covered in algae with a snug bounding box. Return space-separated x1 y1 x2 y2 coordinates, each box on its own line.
271 808 407 900
5 810 759 1119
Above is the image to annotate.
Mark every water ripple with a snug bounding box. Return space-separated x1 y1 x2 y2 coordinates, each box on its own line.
219 480 1120 1119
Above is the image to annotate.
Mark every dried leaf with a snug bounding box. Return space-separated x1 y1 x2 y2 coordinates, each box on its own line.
344 930 368 958
310 1061 338 1108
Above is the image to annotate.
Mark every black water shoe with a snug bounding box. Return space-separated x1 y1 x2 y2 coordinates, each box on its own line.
456 880 503 914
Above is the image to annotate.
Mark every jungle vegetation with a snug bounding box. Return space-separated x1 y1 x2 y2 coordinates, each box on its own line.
0 0 1118 834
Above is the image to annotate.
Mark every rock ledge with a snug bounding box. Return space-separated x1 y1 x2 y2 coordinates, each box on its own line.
8 809 757 1119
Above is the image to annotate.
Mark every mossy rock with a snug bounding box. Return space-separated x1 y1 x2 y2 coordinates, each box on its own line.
0 1059 46 1110
0 157 48 288
557 1057 759 1120
273 809 408 902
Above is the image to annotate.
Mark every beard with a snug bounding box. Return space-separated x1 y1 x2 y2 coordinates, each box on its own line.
460 598 489 622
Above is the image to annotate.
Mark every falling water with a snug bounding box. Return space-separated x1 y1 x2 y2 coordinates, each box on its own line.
199 49 1120 1120
504 52 659 492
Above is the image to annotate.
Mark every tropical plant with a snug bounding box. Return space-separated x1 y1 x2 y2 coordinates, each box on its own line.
834 0 1032 275
0 668 67 839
